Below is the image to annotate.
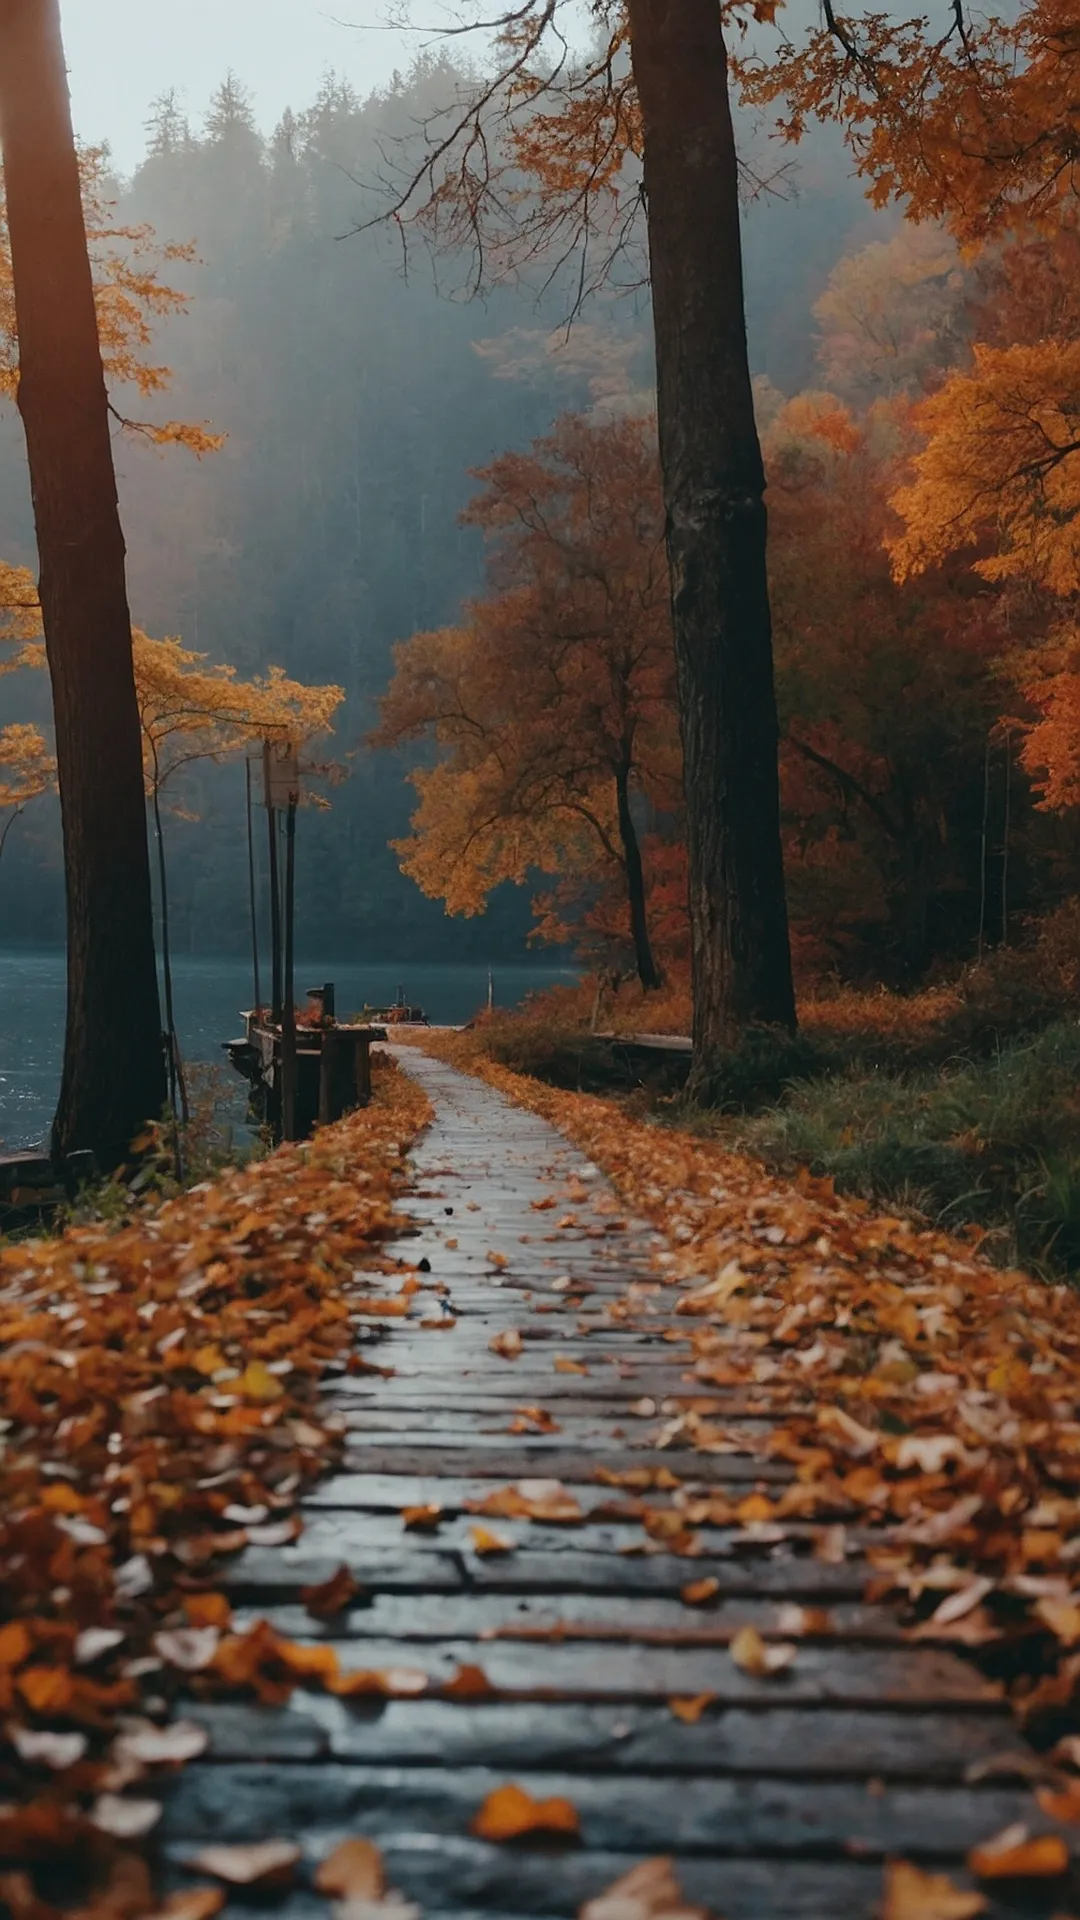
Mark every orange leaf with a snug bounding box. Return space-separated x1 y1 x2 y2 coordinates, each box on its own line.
470 1524 516 1554
300 1564 362 1618
680 1577 720 1606
16 1666 73 1713
669 1692 714 1724
440 1662 496 1700
470 1782 580 1842
967 1829 1069 1878
402 1504 444 1531
554 1356 588 1375
0 1623 32 1669
184 1592 233 1629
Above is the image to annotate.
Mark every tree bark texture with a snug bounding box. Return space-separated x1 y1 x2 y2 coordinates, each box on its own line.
0 0 165 1164
626 0 797 1080
614 762 662 990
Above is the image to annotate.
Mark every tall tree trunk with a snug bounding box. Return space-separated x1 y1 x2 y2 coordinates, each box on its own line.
614 762 662 990
0 0 165 1166
626 0 796 1087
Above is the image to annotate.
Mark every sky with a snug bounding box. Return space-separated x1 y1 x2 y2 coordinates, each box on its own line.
59 0 423 174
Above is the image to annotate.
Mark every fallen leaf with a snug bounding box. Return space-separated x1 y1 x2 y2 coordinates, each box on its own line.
489 1329 523 1359
187 1841 302 1888
1037 1598 1080 1645
471 1782 580 1841
470 1524 516 1554
928 1578 994 1628
113 1718 209 1766
669 1693 714 1724
89 1793 163 1838
554 1356 589 1375
301 1563 362 1618
0 1624 31 1670
153 1627 220 1672
235 1359 284 1404
967 1826 1069 1878
729 1626 796 1678
8 1726 87 1769
680 1577 720 1606
578 1856 710 1918
775 1605 833 1636
881 1858 987 1919
74 1626 124 1665
315 1838 384 1899
184 1593 233 1629
1038 1779 1080 1831
440 1662 496 1700
402 1504 443 1530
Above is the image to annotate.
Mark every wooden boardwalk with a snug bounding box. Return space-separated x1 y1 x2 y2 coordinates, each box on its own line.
163 1048 1056 1918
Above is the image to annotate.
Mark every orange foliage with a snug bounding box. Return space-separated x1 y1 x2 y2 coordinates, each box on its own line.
374 411 680 981
0 146 219 452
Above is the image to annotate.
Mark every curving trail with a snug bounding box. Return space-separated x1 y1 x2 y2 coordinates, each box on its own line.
162 1048 1048 1919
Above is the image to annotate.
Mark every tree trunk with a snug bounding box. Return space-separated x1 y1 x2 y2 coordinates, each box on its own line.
0 0 165 1166
626 0 796 1087
614 762 662 990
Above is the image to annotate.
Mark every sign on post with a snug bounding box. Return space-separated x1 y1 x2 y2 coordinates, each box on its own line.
260 739 301 810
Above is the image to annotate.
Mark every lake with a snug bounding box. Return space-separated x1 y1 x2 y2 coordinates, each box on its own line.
0 951 575 1151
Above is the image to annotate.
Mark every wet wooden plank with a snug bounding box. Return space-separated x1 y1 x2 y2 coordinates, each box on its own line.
195 1635 1003 1705
160 1761 1059 1857
223 1544 873 1600
188 1698 1026 1778
247 1591 899 1645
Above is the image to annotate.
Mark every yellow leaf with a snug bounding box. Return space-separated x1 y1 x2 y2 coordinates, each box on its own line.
235 1360 283 1404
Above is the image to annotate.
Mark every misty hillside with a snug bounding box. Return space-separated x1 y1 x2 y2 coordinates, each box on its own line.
0 58 886 960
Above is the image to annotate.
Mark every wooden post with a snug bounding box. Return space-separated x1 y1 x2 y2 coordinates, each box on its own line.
281 794 298 1141
265 746 283 1026
245 756 262 1012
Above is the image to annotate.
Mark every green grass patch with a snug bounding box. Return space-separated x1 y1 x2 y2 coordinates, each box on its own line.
697 1020 1080 1279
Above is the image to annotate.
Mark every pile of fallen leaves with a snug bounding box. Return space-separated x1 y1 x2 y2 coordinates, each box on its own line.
0 1054 430 1917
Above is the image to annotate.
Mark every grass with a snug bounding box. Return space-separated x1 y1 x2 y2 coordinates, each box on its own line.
702 1020 1080 1279
468 927 1080 1277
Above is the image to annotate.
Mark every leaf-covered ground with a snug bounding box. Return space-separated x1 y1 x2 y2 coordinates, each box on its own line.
0 1055 431 1919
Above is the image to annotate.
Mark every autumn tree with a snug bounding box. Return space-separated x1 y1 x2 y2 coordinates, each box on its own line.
375 412 679 988
133 634 343 1100
373 0 796 1087
0 723 54 865
0 0 218 1167
765 391 1002 974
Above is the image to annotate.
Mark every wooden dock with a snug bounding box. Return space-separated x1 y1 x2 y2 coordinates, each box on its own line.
160 1048 1059 1917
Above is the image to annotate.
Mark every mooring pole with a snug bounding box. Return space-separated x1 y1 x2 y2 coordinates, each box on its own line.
264 743 283 1024
245 756 262 1012
281 793 298 1142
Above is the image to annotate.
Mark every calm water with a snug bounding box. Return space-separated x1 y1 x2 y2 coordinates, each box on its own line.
0 952 574 1151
